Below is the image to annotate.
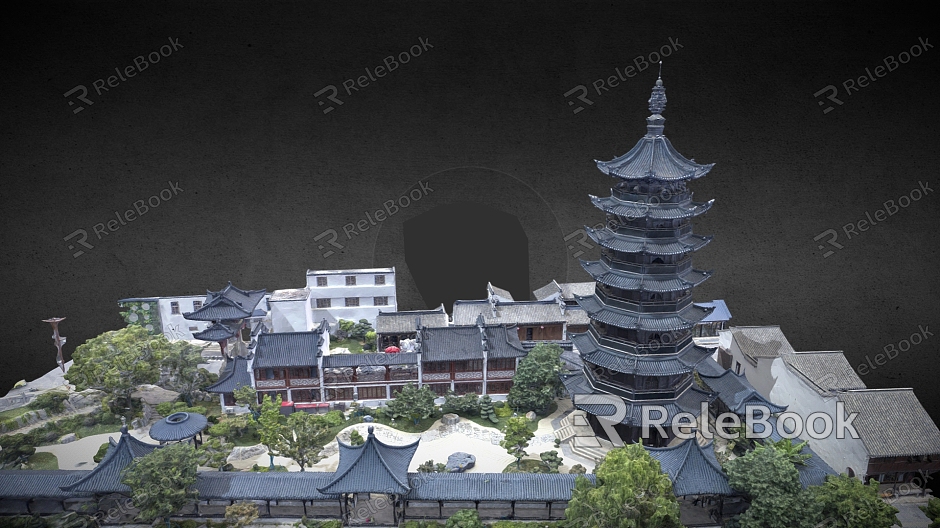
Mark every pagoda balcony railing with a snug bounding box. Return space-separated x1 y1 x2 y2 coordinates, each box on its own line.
588 326 693 355
595 289 693 313
585 370 693 401
601 254 692 274
256 379 286 389
612 223 694 239
421 371 485 382
422 372 452 382
611 187 692 204
487 369 515 379
289 378 320 388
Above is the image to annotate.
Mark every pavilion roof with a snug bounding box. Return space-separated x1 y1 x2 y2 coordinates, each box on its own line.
317 426 419 495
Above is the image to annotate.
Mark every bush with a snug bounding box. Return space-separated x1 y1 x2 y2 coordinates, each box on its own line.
494 404 513 418
317 410 346 427
442 392 480 416
93 442 111 463
295 518 343 528
401 522 443 528
569 463 587 474
0 433 36 465
445 508 483 528
29 391 69 414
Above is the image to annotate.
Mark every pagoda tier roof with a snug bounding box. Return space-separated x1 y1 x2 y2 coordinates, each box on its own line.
205 356 253 394
586 226 711 256
572 332 712 376
318 425 419 495
184 282 266 321
580 259 712 292
576 294 712 331
590 194 713 220
192 322 236 341
562 373 714 426
61 427 160 494
698 370 788 415
645 437 735 496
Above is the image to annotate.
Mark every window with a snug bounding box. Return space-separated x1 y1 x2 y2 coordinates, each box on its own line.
734 361 742 375
192 300 203 311
345 297 359 307
170 302 180 315
358 386 386 400
525 327 533 340
374 296 388 306
490 358 515 371
188 326 198 332
316 276 327 287
316 298 331 308
374 275 385 285
346 276 356 286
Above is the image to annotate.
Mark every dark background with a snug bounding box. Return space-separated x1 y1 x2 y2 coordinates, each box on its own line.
2 3 938 428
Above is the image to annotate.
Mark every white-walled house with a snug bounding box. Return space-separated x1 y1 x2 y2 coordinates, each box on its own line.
269 288 314 333
118 295 211 341
306 267 397 329
769 350 940 483
717 325 795 397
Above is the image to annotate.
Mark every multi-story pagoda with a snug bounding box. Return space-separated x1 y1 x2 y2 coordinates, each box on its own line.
562 73 718 447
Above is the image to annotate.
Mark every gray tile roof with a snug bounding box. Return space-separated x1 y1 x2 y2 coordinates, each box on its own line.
0 470 91 499
61 428 160 494
696 300 731 323
534 281 597 301
729 326 795 362
586 227 711 256
694 355 727 377
205 356 253 394
563 373 714 426
577 295 711 331
375 305 449 334
782 351 866 394
574 333 711 377
196 472 337 501
698 370 787 414
452 299 587 326
192 322 236 341
404 472 595 501
184 282 266 321
322 352 418 368
417 324 527 362
590 195 713 220
149 411 208 442
318 426 419 495
482 325 528 359
254 331 324 368
645 438 734 496
580 259 712 293
533 280 563 300
487 282 515 301
838 389 940 458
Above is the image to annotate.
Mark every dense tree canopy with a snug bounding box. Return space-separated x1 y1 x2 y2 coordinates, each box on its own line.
121 443 199 524
811 475 899 528
507 342 564 414
563 443 681 528
500 416 533 469
279 411 332 471
384 383 437 425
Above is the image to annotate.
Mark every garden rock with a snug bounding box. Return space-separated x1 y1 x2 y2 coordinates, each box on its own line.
442 413 460 425
227 444 268 462
58 433 77 444
445 452 476 472
525 411 537 422
131 385 180 406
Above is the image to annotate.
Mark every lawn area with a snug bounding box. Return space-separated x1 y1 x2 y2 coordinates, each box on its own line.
502 459 545 473
27 452 59 470
73 422 123 440
329 338 365 354
0 406 32 423
462 401 558 433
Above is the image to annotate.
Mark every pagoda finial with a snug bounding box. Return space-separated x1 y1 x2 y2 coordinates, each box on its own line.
648 62 666 115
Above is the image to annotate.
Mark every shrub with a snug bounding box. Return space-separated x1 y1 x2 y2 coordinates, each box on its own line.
442 392 479 416
295 517 344 528
93 442 111 463
349 429 364 446
29 390 69 414
318 410 346 427
494 404 513 418
569 463 587 474
225 502 260 528
445 508 483 528
0 433 36 465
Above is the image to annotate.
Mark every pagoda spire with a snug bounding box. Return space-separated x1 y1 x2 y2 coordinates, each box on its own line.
647 62 667 136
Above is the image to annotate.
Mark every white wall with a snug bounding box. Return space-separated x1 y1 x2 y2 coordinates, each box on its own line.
158 296 209 341
769 358 869 480
270 299 310 333
720 331 777 398
306 270 398 329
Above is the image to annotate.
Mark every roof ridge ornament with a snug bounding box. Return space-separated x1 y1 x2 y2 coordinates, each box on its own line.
648 61 666 115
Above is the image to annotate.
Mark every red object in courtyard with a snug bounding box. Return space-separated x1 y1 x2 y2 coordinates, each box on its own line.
384 346 400 353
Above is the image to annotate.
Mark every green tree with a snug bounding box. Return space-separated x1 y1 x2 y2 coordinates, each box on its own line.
812 475 899 528
225 502 260 528
540 450 563 473
507 342 564 414
445 508 485 528
724 444 822 528
418 460 437 473
479 394 498 423
258 394 286 470
385 383 437 425
569 463 587 475
196 437 234 470
0 433 36 467
350 319 374 340
563 444 681 528
159 340 214 405
500 416 534 469
765 438 812 466
921 497 940 528
349 429 365 446
121 443 199 526
234 386 261 418
279 411 332 471
66 326 170 417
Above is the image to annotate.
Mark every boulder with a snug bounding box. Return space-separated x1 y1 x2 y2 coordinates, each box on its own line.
58 433 77 444
445 452 476 473
525 411 538 422
131 385 180 406
441 413 460 425
227 444 268 462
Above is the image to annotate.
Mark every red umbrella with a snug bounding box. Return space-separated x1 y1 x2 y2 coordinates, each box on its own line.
384 346 401 353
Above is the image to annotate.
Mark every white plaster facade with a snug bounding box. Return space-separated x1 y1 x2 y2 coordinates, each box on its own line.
305 267 397 329
769 357 869 480
269 288 314 333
